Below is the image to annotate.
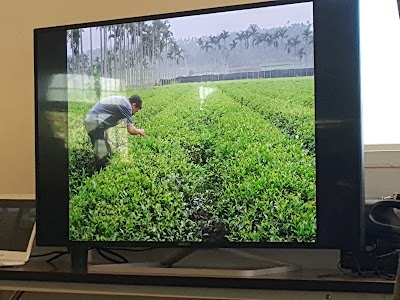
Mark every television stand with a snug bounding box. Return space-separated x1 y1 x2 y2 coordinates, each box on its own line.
87 248 301 277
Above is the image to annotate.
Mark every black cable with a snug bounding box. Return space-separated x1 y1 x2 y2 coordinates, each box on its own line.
96 248 129 264
9 291 25 300
93 247 156 263
317 260 358 279
31 247 152 265
338 247 400 280
45 251 70 263
337 260 346 273
106 247 156 252
353 255 376 277
375 258 396 280
31 251 67 258
373 249 400 260
100 248 129 263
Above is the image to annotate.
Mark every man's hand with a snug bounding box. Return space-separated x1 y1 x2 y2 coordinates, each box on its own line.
127 125 145 137
137 129 146 137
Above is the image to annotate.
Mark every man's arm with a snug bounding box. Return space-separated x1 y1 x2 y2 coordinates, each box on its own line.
127 124 145 137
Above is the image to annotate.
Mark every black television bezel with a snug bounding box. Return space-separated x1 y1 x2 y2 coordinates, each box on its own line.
34 0 364 249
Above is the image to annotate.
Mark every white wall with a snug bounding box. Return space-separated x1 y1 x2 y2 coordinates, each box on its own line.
360 0 400 198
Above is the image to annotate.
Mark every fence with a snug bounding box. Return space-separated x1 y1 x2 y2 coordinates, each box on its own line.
172 68 314 84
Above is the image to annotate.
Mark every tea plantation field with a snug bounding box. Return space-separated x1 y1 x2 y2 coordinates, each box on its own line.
68 77 316 243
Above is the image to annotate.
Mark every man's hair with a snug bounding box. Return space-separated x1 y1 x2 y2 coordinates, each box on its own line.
128 95 142 109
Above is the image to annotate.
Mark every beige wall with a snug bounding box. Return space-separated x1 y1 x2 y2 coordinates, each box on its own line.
0 0 271 199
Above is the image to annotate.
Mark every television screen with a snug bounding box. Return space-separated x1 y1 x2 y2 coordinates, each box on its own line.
35 0 364 249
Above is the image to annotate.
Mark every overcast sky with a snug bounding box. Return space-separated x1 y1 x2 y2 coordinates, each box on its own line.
71 1 312 53
167 2 313 40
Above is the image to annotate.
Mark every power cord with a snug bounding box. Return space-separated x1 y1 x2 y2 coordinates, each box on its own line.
96 248 129 264
46 250 70 263
31 250 70 263
94 247 157 263
318 248 398 280
105 247 156 252
31 250 68 258
9 291 25 300
31 247 155 264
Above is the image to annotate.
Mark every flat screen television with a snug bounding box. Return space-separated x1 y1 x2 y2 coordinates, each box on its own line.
34 0 364 250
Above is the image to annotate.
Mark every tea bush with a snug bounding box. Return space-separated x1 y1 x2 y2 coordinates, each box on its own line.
218 78 315 154
69 78 316 243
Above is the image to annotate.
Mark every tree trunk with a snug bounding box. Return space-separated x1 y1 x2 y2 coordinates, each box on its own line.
140 23 144 87
80 32 84 92
152 23 155 85
126 28 131 88
90 27 93 73
119 29 123 91
100 27 103 76
133 24 137 88
103 27 108 92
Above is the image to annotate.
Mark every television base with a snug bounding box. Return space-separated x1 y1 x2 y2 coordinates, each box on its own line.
88 248 301 277
70 245 88 273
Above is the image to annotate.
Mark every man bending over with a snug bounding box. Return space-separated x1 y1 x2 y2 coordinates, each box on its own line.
84 94 145 171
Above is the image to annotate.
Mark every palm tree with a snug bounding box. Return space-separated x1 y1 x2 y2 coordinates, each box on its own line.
108 24 125 89
291 35 301 55
285 38 295 54
254 33 264 46
127 23 137 87
302 24 313 67
297 48 307 67
230 39 238 51
306 31 314 69
209 35 221 71
67 29 83 74
79 29 84 90
197 38 213 77
140 22 151 86
153 20 171 84
82 54 90 73
278 27 288 48
308 34 314 46
253 31 270 60
66 56 73 73
103 26 109 82
197 37 205 48
93 57 101 73
248 24 260 47
302 24 313 44
89 27 93 73
97 26 104 77
167 41 178 79
159 22 173 83
235 31 246 51
271 31 280 57
174 45 185 78
149 21 156 85
219 30 230 46
138 22 145 86
201 41 213 52
219 30 230 72
243 31 251 49
122 23 129 86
